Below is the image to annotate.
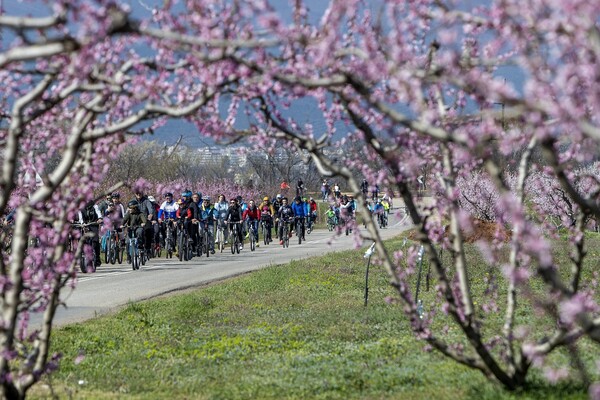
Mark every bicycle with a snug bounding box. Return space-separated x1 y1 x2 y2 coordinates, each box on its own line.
215 220 226 253
177 220 193 261
306 213 315 235
125 227 144 271
326 215 336 231
229 221 242 254
199 220 213 257
72 222 99 273
280 219 291 248
377 211 388 229
164 220 176 258
260 215 272 245
152 230 163 258
247 219 258 252
295 216 305 245
103 229 123 265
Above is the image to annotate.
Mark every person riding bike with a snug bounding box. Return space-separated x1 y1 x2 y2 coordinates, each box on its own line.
277 197 294 245
134 190 157 257
296 179 305 197
324 206 337 227
121 200 148 262
158 192 179 246
226 197 244 250
176 191 196 253
291 196 306 240
77 200 104 267
102 192 125 253
243 199 260 244
308 197 318 226
214 194 229 245
339 195 355 233
259 196 275 243
198 196 216 254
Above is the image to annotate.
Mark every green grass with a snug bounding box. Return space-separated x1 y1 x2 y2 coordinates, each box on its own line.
31 232 599 399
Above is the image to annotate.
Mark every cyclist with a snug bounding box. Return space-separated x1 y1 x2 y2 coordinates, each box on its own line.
158 192 178 247
226 197 244 250
374 198 386 226
214 194 229 245
148 195 161 251
291 196 306 240
97 193 114 216
76 200 104 268
308 197 318 226
321 179 329 201
243 199 260 245
360 179 369 199
381 197 391 222
371 184 380 201
176 191 196 254
198 196 216 254
273 194 283 233
134 190 157 257
324 206 337 228
302 197 311 231
340 195 355 234
296 179 305 197
121 200 148 262
259 196 275 243
333 182 341 199
102 192 125 253
277 197 294 245
234 196 246 237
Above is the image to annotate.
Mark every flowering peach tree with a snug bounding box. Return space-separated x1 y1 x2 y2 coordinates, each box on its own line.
1 0 599 397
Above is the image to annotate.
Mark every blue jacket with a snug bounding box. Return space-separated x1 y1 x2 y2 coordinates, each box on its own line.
291 201 306 217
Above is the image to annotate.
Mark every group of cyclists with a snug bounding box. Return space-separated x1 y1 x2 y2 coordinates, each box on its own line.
0 180 393 273
73 188 327 271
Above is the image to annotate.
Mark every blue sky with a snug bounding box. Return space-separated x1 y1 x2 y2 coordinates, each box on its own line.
3 1 524 148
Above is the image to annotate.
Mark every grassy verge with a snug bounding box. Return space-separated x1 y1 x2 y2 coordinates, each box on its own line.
32 233 599 399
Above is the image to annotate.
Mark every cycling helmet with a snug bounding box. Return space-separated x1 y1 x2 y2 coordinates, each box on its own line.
236 195 243 202
127 200 139 208
203 196 211 202
111 192 120 198
148 195 156 203
182 190 192 197
282 197 288 202
276 194 282 199
263 196 269 201
294 196 301 202
196 192 202 198
164 192 173 198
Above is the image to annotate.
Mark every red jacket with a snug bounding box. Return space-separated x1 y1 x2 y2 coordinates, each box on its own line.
243 206 260 220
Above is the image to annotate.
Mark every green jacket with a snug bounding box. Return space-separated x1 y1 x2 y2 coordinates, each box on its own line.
123 209 148 228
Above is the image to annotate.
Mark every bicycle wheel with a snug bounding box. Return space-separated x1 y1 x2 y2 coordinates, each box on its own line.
250 231 256 251
89 248 97 273
109 241 117 264
80 253 87 273
217 228 224 253
104 243 111 264
178 233 185 261
297 221 302 245
262 224 267 245
235 235 241 254
132 251 139 270
205 230 210 257
117 241 124 264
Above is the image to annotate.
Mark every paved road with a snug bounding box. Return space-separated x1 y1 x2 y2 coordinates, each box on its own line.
37 209 410 327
